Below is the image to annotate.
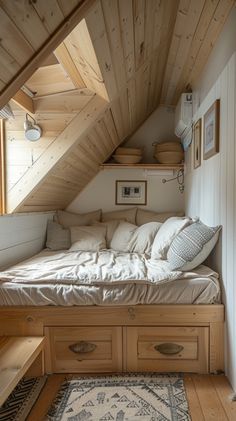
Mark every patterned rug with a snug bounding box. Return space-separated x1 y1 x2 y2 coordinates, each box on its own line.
46 374 191 421
0 376 47 421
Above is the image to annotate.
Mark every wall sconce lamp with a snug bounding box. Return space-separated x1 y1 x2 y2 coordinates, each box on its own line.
24 113 42 141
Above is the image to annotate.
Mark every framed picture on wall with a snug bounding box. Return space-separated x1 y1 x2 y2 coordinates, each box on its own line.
203 99 220 160
193 118 201 169
115 180 147 205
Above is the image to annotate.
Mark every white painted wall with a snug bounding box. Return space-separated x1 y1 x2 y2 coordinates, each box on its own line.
0 212 53 270
68 106 184 213
185 51 236 390
68 168 184 213
125 105 178 162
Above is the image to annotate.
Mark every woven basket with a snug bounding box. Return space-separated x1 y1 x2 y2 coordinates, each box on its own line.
154 142 183 153
115 147 142 156
113 154 142 164
154 150 184 164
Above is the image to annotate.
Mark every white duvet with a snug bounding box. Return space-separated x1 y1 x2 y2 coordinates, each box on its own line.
0 249 219 287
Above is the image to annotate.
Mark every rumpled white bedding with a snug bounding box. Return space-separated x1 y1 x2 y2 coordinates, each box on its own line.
0 250 221 306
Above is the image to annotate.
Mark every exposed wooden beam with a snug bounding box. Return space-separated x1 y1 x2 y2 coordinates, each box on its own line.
7 95 108 213
0 0 96 110
12 90 34 114
54 43 86 89
40 53 58 67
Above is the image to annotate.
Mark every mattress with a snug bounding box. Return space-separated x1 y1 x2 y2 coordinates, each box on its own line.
0 250 221 306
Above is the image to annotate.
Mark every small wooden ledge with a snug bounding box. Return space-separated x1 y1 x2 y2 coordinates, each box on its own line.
100 163 184 170
0 336 45 406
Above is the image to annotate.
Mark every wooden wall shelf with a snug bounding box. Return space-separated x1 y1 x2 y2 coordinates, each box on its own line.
100 163 184 170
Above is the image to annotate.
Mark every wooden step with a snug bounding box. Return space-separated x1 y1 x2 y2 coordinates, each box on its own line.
0 336 45 406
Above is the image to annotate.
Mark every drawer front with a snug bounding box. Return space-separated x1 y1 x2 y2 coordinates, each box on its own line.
47 326 122 373
126 326 209 373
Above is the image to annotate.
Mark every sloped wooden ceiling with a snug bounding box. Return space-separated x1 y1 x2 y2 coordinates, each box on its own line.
0 0 95 109
2 0 235 213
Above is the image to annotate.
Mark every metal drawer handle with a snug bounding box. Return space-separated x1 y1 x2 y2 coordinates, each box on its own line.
154 343 184 355
69 341 97 354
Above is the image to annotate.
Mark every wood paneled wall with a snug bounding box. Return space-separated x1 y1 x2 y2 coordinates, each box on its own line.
185 52 236 389
6 90 94 192
7 96 123 213
0 212 53 270
3 0 235 212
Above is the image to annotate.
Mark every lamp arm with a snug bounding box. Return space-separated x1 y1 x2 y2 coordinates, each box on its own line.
162 169 184 193
26 113 36 125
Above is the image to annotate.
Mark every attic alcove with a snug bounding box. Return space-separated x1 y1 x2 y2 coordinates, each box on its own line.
3 0 232 215
68 106 185 214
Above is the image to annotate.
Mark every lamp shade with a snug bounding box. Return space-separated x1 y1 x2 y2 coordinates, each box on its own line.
24 114 42 141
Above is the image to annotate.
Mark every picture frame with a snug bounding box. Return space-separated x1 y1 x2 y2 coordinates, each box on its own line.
115 180 147 205
193 118 201 169
203 99 220 160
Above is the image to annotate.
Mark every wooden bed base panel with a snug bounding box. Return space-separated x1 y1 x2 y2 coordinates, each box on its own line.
0 305 224 375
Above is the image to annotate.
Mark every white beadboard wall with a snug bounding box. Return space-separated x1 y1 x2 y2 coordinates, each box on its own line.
0 212 53 270
185 53 236 390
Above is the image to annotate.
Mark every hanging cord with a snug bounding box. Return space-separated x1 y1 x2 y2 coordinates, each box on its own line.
162 169 184 193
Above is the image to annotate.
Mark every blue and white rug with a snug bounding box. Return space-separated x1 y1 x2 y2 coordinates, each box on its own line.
0 376 47 421
47 374 190 421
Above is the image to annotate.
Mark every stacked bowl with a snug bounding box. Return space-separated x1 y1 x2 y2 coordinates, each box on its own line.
113 147 142 164
153 142 184 164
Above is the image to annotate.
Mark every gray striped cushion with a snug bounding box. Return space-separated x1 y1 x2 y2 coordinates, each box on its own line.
167 221 220 271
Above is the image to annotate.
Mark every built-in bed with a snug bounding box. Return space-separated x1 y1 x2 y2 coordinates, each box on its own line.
0 248 224 375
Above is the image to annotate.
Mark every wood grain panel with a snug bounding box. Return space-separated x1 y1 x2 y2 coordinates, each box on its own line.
0 0 49 50
2 0 234 213
7 95 108 212
54 43 86 89
126 326 209 373
26 64 75 96
161 0 205 104
0 0 95 109
64 18 109 100
0 336 44 406
47 326 122 373
163 0 235 104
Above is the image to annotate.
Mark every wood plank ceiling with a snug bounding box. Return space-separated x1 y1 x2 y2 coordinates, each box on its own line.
1 0 235 213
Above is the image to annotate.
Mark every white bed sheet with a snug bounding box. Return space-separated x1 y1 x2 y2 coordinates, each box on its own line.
0 249 221 306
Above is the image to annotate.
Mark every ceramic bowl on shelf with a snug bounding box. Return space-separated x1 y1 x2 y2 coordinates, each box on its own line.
115 147 142 156
154 150 184 164
113 154 142 164
154 142 183 153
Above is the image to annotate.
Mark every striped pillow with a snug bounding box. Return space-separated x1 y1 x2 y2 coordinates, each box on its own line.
167 221 221 271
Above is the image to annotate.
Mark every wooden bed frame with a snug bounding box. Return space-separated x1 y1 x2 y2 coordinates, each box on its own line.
0 304 224 375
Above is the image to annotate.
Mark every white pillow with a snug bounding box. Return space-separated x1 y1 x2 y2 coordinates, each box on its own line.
46 221 71 250
167 221 221 271
56 209 101 228
102 207 137 224
151 217 191 260
128 222 162 255
69 226 106 251
93 220 121 247
110 222 137 252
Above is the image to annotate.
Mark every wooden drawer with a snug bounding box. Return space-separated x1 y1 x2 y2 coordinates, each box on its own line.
46 326 122 373
126 326 209 373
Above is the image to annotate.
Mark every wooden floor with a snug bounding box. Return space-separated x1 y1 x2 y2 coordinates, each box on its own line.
27 374 236 421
